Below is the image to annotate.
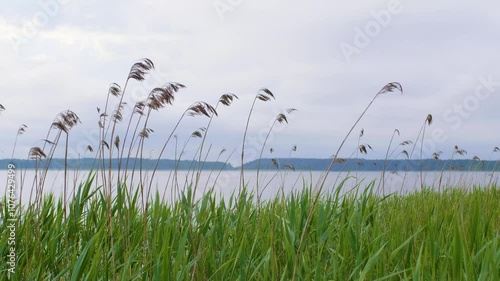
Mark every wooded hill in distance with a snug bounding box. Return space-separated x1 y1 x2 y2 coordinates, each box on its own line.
0 158 497 171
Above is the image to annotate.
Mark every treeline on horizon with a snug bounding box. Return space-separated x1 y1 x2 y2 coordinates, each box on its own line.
1 158 497 171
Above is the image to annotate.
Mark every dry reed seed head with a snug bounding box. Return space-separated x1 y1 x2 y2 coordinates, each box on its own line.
432 151 443 160
128 58 154 81
455 149 467 156
147 83 185 110
454 145 459 150
334 158 346 163
472 155 481 161
292 145 297 152
112 102 127 120
400 140 412 146
98 121 104 129
0 104 5 111
219 93 239 106
256 88 275 102
147 97 163 110
494 147 500 152
219 148 226 156
261 88 275 98
401 150 409 158
270 148 274 153
377 82 403 96
283 164 295 171
285 108 298 114
139 128 154 139
357 161 364 166
276 113 288 124
256 94 272 102
113 110 123 123
62 110 80 127
17 124 28 136
52 110 81 133
191 130 203 138
109 83 122 97
29 147 47 159
187 102 218 118
114 136 120 149
52 120 69 134
150 87 173 105
426 114 433 125
394 129 400 136
359 145 368 154
133 101 146 115
166 82 186 92
271 158 279 168
360 128 364 138
87 145 93 152
101 140 110 150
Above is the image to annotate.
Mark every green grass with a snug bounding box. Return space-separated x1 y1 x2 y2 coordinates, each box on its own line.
1 176 499 280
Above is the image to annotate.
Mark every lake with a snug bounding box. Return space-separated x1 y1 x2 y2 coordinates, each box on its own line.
1 170 498 204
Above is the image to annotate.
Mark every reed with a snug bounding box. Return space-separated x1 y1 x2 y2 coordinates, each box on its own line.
420 114 433 192
3 60 499 280
240 88 275 191
256 109 296 205
292 82 403 280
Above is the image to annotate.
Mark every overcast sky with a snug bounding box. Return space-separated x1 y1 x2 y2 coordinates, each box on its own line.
0 0 499 164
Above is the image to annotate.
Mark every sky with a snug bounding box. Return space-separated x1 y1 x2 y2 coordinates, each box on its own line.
0 0 499 164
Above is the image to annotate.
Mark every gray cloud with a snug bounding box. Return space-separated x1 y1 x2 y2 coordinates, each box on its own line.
0 0 499 163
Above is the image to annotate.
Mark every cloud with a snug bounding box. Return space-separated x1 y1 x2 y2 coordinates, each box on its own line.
1 0 499 162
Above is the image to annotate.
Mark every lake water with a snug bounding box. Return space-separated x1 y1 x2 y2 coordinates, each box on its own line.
1 169 498 204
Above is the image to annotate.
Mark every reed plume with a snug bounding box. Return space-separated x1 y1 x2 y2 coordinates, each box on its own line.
292 82 403 280
488 146 499 186
241 88 275 191
256 109 297 204
147 101 217 202
420 114 433 191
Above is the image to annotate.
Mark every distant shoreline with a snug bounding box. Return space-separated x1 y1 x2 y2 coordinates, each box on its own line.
0 158 497 172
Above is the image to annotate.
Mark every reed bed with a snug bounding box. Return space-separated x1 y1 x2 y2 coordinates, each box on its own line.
1 179 499 280
1 59 499 280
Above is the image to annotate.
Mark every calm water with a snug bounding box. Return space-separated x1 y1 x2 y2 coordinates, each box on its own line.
1 169 498 204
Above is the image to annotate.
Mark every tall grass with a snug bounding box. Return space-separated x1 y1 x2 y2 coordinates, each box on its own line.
1 178 499 280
